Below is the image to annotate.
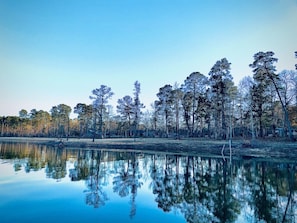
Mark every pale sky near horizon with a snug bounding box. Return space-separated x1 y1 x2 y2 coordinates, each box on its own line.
1 0 297 118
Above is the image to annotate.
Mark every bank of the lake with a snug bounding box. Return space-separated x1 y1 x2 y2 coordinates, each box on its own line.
0 137 297 160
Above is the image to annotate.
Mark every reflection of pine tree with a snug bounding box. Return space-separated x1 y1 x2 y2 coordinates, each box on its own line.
151 155 179 212
237 160 297 223
155 164 173 212
69 150 91 181
112 152 143 218
181 157 220 223
171 156 183 207
45 148 67 181
129 154 143 218
113 160 131 197
281 165 296 223
246 162 280 222
24 145 46 172
212 161 240 223
4 144 297 223
84 151 108 208
183 156 195 204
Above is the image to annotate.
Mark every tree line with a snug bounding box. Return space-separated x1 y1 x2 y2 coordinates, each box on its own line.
1 51 297 140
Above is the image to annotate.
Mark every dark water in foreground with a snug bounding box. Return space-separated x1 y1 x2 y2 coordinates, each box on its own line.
0 143 296 223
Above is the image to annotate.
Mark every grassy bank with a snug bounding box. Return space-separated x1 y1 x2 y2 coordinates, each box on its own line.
1 137 297 160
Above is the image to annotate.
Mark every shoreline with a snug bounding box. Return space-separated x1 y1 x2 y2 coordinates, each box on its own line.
1 136 297 160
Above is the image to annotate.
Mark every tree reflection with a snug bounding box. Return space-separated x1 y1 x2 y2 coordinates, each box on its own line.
153 155 177 212
69 150 91 181
25 145 47 172
243 161 297 223
181 157 220 223
1 143 297 223
45 148 67 181
281 165 295 223
212 161 240 223
113 152 143 218
84 150 108 208
253 162 277 222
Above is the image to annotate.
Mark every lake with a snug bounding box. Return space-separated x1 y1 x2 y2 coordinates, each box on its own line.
0 142 296 223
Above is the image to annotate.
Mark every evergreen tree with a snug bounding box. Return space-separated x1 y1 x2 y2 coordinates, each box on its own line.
18 109 28 136
156 84 173 137
50 104 71 139
74 103 93 137
171 83 183 138
117 95 134 137
250 51 293 139
209 58 234 139
132 81 145 137
89 85 114 141
181 72 208 136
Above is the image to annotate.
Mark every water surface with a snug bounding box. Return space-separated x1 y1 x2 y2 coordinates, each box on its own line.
0 142 296 223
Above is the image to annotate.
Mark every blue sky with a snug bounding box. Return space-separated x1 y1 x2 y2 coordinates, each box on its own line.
1 0 297 117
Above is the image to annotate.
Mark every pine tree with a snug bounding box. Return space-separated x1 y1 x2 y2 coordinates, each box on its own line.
90 85 114 141
117 95 134 137
171 83 183 138
181 72 208 136
209 58 234 139
250 51 293 140
74 103 93 137
132 81 145 137
156 84 173 137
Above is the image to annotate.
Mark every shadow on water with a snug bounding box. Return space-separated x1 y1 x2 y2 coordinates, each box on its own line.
0 142 297 223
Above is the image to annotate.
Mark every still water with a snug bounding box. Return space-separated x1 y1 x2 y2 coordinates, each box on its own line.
0 142 296 223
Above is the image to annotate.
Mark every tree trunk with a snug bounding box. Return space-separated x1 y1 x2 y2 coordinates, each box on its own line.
259 114 263 138
222 103 226 140
92 113 96 142
175 108 180 139
67 117 70 141
270 78 294 140
1 120 4 136
251 110 255 140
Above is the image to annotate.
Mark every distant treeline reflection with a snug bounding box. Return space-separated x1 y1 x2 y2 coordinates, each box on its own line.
0 143 296 222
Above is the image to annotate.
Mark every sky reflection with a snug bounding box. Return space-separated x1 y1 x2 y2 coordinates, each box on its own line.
0 143 296 223
0 151 185 223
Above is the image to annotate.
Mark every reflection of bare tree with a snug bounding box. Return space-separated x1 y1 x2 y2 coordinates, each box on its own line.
113 152 143 218
84 150 108 208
